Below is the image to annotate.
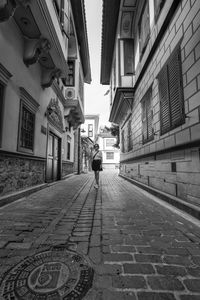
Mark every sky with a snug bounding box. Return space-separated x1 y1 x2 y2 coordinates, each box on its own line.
84 0 111 127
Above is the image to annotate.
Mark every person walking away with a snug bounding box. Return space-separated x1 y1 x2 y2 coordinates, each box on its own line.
92 144 103 189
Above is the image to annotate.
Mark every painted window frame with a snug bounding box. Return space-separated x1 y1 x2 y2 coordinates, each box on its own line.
88 124 93 137
17 88 39 154
106 152 114 160
66 60 75 86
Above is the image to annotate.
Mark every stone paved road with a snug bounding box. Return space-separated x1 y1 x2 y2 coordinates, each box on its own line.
0 170 200 299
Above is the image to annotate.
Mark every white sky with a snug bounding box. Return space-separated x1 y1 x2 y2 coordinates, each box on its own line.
84 0 111 127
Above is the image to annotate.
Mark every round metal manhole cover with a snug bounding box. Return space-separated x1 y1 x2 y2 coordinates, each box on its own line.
0 248 94 299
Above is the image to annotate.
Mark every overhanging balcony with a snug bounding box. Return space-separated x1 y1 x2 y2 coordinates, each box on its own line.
109 87 134 125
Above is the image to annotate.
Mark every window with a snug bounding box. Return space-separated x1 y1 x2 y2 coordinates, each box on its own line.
106 152 114 160
0 82 5 146
158 46 185 135
106 139 115 147
67 136 71 160
66 61 75 86
121 130 125 153
154 0 165 21
88 124 93 137
139 1 150 56
19 105 35 151
124 39 134 75
127 119 133 151
18 88 39 154
142 88 154 144
53 0 64 24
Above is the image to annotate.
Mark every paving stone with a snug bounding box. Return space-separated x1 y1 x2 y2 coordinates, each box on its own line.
183 279 200 292
6 242 32 249
147 276 185 291
102 290 136 300
163 255 193 266
137 292 176 300
155 265 187 276
111 245 136 253
135 254 163 263
103 253 133 262
96 263 122 275
112 275 147 289
89 247 102 264
123 263 155 274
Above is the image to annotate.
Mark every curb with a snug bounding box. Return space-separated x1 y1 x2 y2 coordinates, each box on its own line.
119 174 200 221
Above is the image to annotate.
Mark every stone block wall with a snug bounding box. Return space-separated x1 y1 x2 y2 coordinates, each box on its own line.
62 161 74 177
120 0 200 206
0 152 45 196
121 147 200 206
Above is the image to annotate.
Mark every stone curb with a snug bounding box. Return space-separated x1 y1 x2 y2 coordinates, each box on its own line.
119 174 200 221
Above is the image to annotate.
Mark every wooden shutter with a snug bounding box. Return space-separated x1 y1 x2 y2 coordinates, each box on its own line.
168 48 185 128
124 39 134 75
142 89 153 143
158 64 170 134
142 99 148 143
147 90 153 140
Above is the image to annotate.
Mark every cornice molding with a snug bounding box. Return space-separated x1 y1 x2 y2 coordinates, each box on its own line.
0 63 12 84
19 87 40 112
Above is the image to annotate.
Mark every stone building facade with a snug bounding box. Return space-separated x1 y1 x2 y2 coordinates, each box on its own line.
0 0 91 196
101 0 200 208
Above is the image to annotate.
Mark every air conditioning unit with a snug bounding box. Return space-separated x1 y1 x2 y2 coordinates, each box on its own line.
65 88 75 100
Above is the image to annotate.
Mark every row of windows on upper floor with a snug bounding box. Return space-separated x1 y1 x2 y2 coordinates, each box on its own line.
113 0 166 80
121 44 185 153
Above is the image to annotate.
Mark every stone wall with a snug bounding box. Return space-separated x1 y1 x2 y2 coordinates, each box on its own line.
62 161 74 177
0 152 45 196
121 147 200 206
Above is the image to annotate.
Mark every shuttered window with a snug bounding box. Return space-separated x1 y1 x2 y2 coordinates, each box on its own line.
127 119 133 151
139 1 150 56
121 130 125 153
158 46 185 135
142 88 154 144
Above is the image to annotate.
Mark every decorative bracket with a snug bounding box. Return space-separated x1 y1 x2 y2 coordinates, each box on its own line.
0 0 30 22
0 0 17 22
23 37 51 66
41 67 61 89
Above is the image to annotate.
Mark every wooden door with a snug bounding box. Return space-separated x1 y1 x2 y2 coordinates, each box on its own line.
46 132 61 182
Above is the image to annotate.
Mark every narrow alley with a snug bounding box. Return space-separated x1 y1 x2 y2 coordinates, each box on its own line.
0 171 200 300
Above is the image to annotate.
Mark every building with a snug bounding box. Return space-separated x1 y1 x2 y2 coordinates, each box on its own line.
101 0 200 207
81 114 100 142
80 114 99 172
0 0 91 196
97 127 120 169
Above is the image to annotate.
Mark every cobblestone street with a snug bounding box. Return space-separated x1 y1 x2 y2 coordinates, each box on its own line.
0 170 200 300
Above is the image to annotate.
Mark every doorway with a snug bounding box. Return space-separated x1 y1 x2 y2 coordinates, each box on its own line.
46 132 61 182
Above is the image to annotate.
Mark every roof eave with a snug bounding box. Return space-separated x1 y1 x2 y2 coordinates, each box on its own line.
100 0 121 85
71 0 91 84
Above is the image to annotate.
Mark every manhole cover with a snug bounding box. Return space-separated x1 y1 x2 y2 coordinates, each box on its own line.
0 248 94 299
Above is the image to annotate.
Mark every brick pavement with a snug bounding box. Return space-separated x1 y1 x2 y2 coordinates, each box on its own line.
0 170 200 299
